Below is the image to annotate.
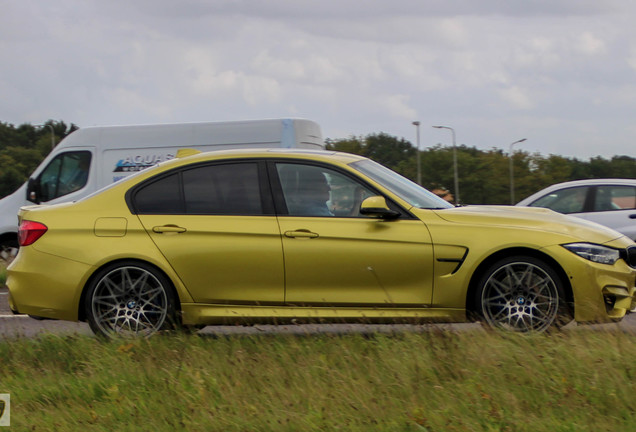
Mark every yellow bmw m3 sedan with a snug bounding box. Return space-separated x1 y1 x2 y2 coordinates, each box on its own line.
7 149 636 337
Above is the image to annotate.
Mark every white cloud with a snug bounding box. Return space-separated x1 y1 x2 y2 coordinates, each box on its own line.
576 32 606 55
252 50 307 81
384 94 418 120
106 88 172 118
499 86 534 110
2 0 636 159
242 76 283 106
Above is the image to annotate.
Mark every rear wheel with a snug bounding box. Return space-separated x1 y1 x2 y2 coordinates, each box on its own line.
85 261 177 338
477 256 571 332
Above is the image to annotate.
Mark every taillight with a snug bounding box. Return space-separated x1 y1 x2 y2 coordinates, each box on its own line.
18 220 48 246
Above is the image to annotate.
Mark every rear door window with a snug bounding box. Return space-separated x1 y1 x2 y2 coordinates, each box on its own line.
529 186 589 214
593 186 636 211
182 163 263 215
132 162 265 215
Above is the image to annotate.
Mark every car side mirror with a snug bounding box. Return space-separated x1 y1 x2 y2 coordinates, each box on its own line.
360 196 400 219
26 178 41 204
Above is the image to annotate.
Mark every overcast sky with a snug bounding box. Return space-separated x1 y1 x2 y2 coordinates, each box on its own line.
2 0 636 160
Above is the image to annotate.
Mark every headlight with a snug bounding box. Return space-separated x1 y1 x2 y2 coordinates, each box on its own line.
562 243 620 265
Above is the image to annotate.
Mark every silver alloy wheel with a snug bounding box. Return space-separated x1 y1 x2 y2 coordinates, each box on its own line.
0 242 18 261
481 261 560 332
90 266 169 337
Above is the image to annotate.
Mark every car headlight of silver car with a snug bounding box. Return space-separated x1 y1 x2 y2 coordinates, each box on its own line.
562 243 620 265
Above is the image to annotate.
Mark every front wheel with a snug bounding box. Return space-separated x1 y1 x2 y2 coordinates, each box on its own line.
85 262 177 338
476 256 572 332
0 237 18 260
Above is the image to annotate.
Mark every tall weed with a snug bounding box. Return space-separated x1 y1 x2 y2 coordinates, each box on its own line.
0 259 7 287
1 329 635 431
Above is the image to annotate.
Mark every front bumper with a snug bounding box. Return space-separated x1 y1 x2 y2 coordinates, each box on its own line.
543 244 636 323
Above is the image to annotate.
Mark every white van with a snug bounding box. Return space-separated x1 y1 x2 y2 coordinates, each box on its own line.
0 118 324 256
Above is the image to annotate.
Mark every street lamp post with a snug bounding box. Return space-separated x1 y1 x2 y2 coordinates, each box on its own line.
412 121 421 185
509 138 527 205
432 125 459 205
34 124 56 150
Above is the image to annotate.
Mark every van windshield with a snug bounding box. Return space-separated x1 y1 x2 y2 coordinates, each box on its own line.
349 159 453 210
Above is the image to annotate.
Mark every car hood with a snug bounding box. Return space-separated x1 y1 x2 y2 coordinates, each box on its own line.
424 205 624 244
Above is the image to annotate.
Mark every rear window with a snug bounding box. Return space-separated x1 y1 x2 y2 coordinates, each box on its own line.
134 173 182 214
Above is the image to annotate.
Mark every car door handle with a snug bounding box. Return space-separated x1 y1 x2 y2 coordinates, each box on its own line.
629 214 636 219
152 225 187 234
284 229 319 239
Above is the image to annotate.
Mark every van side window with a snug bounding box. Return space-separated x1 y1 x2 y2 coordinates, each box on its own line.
37 151 92 202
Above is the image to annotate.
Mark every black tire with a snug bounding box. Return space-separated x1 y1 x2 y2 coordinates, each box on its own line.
476 255 572 332
84 261 178 338
0 237 18 260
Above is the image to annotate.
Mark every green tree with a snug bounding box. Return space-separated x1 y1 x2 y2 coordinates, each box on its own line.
363 133 416 172
0 120 78 198
0 154 25 197
419 145 455 193
325 136 364 155
607 156 636 178
468 148 510 205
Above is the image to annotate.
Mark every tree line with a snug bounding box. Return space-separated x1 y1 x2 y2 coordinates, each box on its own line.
326 133 636 205
0 120 77 198
0 121 634 204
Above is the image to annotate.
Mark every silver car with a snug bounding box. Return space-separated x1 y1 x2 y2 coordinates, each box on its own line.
516 179 636 241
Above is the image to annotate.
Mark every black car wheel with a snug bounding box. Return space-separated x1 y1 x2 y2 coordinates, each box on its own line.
0 238 18 260
477 256 571 332
85 261 177 337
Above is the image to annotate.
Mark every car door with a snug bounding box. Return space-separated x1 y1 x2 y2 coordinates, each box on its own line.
272 161 434 307
133 161 285 304
578 185 636 240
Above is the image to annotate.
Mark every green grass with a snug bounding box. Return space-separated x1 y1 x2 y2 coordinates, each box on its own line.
1 329 636 431
0 258 6 287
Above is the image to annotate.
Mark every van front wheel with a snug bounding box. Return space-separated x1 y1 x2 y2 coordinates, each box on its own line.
0 237 18 260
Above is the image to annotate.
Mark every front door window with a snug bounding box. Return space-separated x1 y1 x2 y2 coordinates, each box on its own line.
276 163 375 217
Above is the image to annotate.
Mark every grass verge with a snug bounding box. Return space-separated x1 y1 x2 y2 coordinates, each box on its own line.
1 328 636 431
0 258 7 287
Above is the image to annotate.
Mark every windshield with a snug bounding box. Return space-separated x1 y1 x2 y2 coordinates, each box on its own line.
350 159 453 209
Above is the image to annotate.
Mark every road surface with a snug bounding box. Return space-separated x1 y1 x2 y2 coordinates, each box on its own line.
2 286 635 338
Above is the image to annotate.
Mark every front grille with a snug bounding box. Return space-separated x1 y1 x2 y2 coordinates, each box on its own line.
624 245 636 268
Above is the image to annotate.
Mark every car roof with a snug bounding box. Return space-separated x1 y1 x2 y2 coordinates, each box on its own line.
540 178 636 187
170 148 367 165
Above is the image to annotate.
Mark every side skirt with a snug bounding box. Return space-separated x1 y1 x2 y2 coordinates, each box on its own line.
180 304 467 326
